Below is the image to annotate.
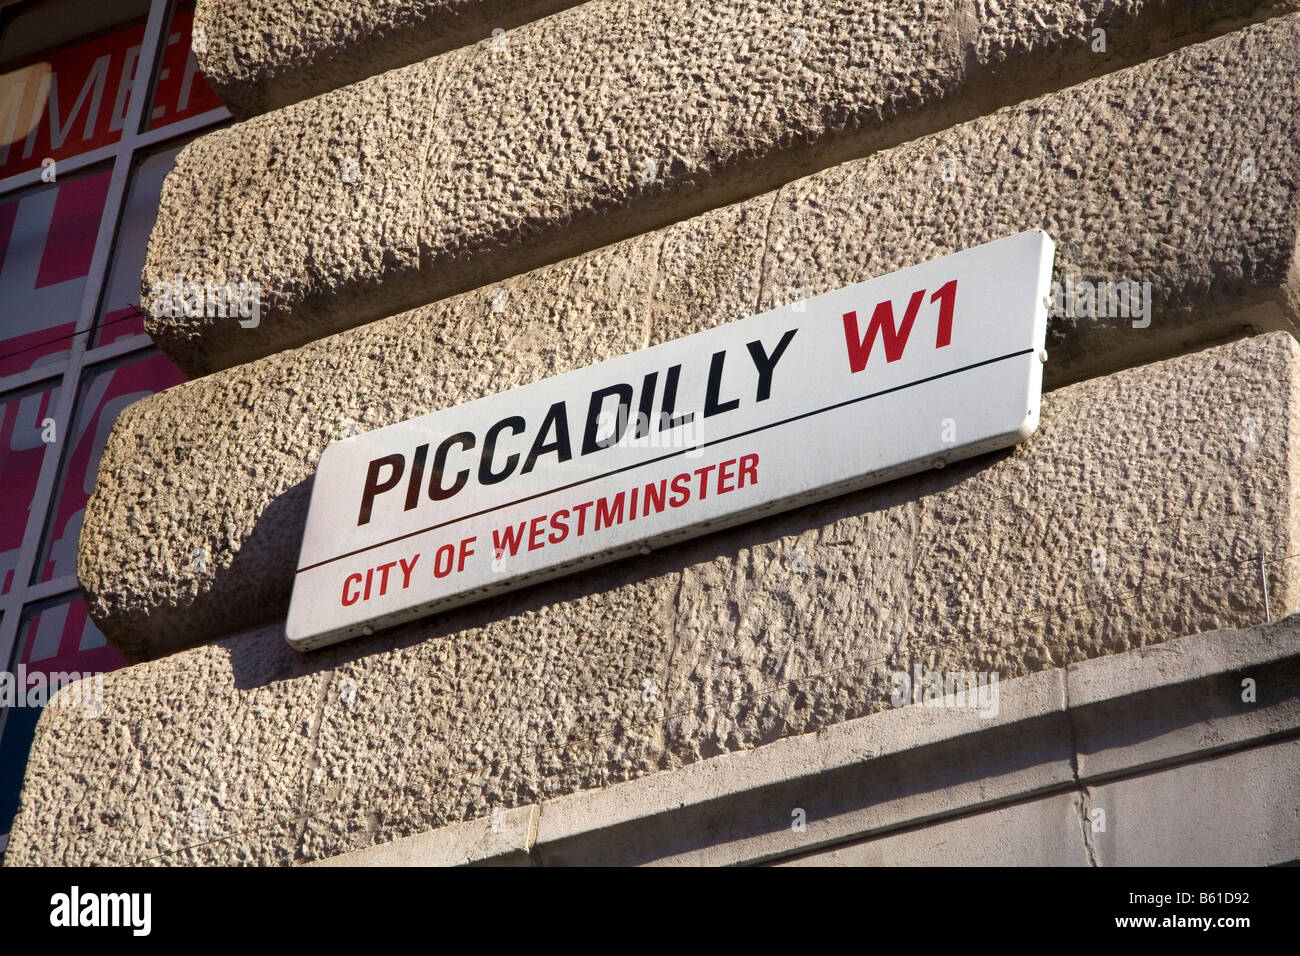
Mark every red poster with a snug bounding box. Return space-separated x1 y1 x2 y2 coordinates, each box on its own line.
0 9 222 181
0 386 56 596
37 351 188 586
0 168 110 377
16 596 123 678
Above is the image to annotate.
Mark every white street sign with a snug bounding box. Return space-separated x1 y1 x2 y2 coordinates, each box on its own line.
287 230 1055 649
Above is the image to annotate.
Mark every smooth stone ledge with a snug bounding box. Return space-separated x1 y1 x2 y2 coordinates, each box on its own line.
782 738 1300 865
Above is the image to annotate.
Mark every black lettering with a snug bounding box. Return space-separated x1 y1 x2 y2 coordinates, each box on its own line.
523 402 573 474
658 364 694 431
636 371 658 438
357 453 404 526
404 443 429 511
582 383 634 454
747 328 797 401
480 417 526 485
704 350 740 418
430 432 475 501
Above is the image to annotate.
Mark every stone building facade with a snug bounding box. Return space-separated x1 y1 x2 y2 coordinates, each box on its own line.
5 0 1300 865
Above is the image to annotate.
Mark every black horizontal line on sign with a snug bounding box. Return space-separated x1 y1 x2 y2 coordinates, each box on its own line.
297 348 1034 573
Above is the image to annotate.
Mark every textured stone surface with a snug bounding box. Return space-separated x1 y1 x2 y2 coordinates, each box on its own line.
193 0 584 117
105 18 1300 655
146 5 1300 375
195 0 1285 118
12 555 1300 867
304 665 1077 865
533 668 1074 866
303 615 1300 866
312 804 538 866
13 334 1297 864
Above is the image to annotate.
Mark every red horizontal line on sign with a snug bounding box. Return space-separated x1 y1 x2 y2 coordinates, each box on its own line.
296 348 1033 574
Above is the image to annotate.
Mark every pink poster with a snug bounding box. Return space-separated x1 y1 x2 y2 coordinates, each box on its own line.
0 8 222 181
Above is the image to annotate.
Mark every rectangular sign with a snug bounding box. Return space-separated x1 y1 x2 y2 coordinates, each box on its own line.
287 230 1055 649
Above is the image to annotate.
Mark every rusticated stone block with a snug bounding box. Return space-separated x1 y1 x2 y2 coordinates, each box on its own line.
97 19 1300 656
146 4 1300 374
194 0 585 117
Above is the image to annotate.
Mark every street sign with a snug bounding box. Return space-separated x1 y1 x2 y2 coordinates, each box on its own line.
286 230 1055 649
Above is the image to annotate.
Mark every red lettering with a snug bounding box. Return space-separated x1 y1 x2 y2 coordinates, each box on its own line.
739 453 759 488
493 522 528 557
643 479 666 516
931 279 957 348
843 288 926 372
398 555 419 588
717 457 736 494
433 543 456 578
375 561 396 595
694 464 717 499
669 473 692 507
341 573 362 606
573 500 595 536
595 492 626 531
528 514 547 551
549 509 570 544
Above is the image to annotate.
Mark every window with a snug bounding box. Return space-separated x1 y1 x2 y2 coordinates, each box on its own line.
0 0 229 855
